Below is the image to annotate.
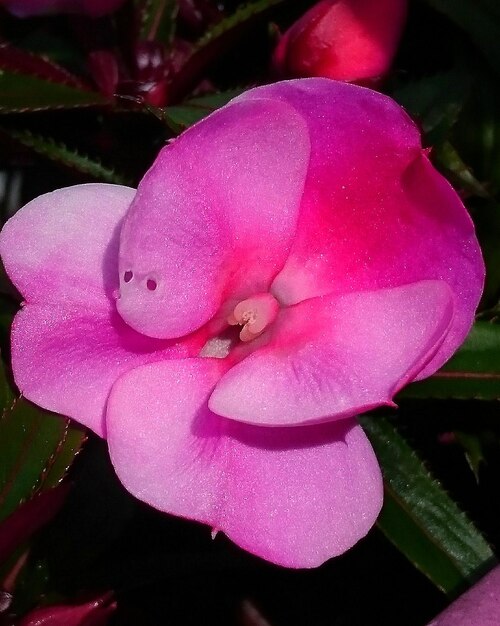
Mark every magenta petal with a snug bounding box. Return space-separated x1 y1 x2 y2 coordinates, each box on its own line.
0 184 135 309
237 79 484 376
426 565 500 626
107 358 382 568
117 98 310 339
209 281 453 426
12 305 204 436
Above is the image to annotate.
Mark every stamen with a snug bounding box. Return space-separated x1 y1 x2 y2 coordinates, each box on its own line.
228 292 280 342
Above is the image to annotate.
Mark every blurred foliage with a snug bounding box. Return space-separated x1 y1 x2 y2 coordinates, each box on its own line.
361 415 496 596
1 0 500 624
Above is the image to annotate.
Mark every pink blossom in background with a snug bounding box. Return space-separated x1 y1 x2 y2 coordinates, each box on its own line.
0 78 484 568
274 0 408 84
426 566 500 626
0 0 125 18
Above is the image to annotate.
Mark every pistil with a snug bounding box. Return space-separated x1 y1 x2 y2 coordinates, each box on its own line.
228 293 280 342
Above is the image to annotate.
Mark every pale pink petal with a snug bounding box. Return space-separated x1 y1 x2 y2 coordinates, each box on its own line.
237 79 484 376
0 184 135 310
209 281 453 426
11 305 205 436
107 358 382 568
117 98 310 339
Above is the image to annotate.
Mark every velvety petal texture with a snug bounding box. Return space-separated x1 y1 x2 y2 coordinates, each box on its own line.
0 185 205 436
0 184 135 310
11 306 201 436
237 80 484 377
0 79 485 568
210 281 454 426
107 358 383 568
117 98 310 339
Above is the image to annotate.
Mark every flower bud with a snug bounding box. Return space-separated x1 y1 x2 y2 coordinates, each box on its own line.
17 593 116 626
274 0 407 84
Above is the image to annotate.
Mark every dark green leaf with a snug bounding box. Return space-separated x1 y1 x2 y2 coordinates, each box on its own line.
361 416 496 596
140 0 178 42
0 484 71 565
454 78 500 194
162 88 244 130
473 203 500 306
400 322 500 400
0 71 108 112
4 129 132 185
421 0 500 76
0 360 86 524
480 0 500 21
454 431 485 481
195 0 284 49
432 141 490 198
0 43 86 89
169 0 283 100
392 66 472 143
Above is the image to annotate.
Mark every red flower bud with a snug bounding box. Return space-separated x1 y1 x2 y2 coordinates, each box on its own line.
17 593 116 626
274 0 407 85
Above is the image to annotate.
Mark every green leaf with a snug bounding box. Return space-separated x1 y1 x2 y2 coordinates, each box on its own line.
432 141 490 198
454 431 485 481
195 0 284 49
473 202 500 306
0 360 86 523
168 0 283 100
392 66 472 143
139 0 178 42
0 71 108 112
425 0 500 77
162 88 244 131
421 0 500 76
454 78 500 194
400 322 500 400
4 129 132 185
361 416 496 596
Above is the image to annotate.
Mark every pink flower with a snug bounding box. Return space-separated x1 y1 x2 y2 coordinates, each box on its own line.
426 566 500 626
274 0 408 84
0 79 484 568
1 0 125 18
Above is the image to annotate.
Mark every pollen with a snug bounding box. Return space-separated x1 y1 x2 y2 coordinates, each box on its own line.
228 292 280 342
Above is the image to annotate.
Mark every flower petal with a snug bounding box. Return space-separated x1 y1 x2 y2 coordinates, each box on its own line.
11 305 205 436
117 97 310 339
0 184 135 310
209 281 453 426
107 358 382 568
237 79 484 376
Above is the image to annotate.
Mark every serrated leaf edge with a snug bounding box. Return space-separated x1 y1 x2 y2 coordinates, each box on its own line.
4 128 132 186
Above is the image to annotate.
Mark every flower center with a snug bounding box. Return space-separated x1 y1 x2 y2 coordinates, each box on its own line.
227 292 280 342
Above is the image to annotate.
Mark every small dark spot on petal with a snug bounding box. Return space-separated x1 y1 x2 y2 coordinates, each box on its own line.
124 270 133 283
147 278 157 291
